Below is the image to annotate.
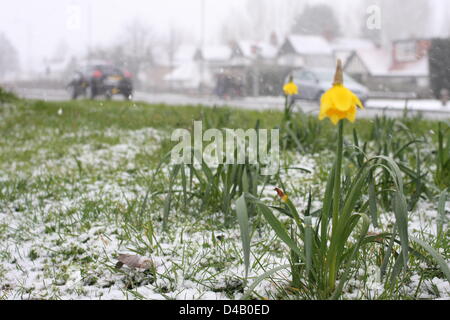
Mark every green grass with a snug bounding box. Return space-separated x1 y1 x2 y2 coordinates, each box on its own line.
0 95 448 300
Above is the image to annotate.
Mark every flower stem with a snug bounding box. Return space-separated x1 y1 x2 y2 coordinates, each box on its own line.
328 120 344 295
332 120 344 226
283 95 290 122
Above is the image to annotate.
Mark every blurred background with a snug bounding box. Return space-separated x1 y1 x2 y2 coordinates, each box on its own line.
1 0 450 102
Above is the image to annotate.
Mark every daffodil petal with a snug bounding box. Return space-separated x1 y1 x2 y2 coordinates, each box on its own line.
346 105 357 122
319 84 363 125
283 82 298 96
353 94 364 109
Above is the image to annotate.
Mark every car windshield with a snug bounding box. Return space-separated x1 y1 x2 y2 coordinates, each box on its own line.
314 70 360 86
293 70 316 81
88 65 122 75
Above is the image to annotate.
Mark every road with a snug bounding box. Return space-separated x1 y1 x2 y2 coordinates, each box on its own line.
11 88 450 120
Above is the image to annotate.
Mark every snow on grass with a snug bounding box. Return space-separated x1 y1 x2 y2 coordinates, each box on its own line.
0 102 448 300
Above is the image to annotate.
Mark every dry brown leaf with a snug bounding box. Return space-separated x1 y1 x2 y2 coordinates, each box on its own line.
99 234 110 246
116 254 153 270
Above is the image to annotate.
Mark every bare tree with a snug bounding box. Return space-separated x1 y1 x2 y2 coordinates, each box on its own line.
87 19 155 87
118 19 156 77
245 0 273 41
0 33 19 79
219 6 253 43
164 25 185 70
52 40 70 61
291 4 341 39
89 45 126 67
220 0 305 44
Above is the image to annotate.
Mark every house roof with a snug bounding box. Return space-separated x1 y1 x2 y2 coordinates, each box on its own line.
42 55 75 75
389 58 429 77
174 45 198 64
153 45 198 67
347 48 429 77
285 35 333 55
329 38 376 64
329 38 375 52
164 61 213 85
200 45 232 62
235 41 278 59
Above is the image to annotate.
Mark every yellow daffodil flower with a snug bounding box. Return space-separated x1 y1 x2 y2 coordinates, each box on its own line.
283 77 299 96
319 60 364 125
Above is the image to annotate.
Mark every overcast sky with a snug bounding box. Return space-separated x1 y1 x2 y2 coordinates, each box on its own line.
1 0 250 68
1 0 449 71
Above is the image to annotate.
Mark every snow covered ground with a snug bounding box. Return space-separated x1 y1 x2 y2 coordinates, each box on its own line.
1 121 448 300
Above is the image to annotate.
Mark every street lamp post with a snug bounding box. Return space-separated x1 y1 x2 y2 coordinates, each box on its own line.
87 2 92 63
199 0 205 95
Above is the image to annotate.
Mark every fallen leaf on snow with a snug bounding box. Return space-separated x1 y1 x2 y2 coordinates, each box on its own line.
115 254 153 270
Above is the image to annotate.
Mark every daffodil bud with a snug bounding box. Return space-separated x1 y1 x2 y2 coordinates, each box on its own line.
275 188 289 203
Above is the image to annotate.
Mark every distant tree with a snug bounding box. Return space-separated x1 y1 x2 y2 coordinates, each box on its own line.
52 40 70 62
164 25 184 69
0 33 19 78
123 19 156 75
291 4 341 39
220 0 305 44
98 19 156 78
89 45 125 66
244 0 275 41
219 11 247 44
219 0 268 43
88 19 156 85
429 38 450 98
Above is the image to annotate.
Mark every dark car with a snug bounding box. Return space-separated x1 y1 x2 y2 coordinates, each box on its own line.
68 64 133 100
67 71 89 100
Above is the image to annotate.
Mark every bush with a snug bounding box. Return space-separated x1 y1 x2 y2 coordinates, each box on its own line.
0 86 18 103
429 38 450 99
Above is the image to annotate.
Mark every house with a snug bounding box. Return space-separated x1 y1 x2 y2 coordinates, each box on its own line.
226 40 283 96
328 37 375 65
195 45 233 67
143 45 199 91
277 35 334 68
160 45 232 92
41 55 75 80
229 40 278 66
152 44 199 75
163 61 213 91
344 39 432 97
